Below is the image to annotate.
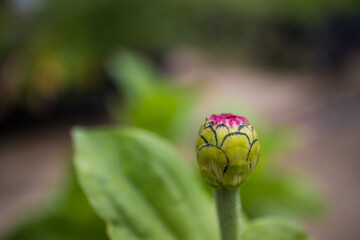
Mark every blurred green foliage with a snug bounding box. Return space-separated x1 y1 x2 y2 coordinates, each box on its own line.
107 50 195 140
241 124 325 218
242 217 312 240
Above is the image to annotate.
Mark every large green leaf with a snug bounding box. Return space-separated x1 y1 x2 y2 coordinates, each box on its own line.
72 127 219 240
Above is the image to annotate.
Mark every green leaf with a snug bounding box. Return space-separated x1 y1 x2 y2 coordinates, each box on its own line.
107 49 160 102
242 217 311 240
106 49 196 139
72 126 219 240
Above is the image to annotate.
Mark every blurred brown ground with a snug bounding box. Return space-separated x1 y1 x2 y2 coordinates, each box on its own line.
1 50 360 240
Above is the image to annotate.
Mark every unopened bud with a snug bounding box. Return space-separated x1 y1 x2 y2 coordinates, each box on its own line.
196 113 260 189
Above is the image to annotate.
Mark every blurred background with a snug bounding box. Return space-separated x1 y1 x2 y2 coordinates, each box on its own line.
1 0 360 239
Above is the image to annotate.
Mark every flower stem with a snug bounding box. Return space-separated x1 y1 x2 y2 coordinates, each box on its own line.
214 187 241 240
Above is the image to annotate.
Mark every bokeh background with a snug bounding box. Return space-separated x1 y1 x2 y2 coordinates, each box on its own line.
1 0 360 239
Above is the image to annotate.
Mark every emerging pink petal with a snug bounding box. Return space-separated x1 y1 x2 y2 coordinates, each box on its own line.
208 113 249 128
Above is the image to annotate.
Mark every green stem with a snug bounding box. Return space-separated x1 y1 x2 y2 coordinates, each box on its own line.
214 187 241 240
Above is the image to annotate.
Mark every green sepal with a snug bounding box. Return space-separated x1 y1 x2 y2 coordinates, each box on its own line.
223 161 251 188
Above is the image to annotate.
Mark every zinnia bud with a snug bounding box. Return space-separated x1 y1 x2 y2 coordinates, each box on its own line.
196 113 260 189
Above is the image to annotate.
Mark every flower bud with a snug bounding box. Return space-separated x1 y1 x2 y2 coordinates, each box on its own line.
196 113 260 189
